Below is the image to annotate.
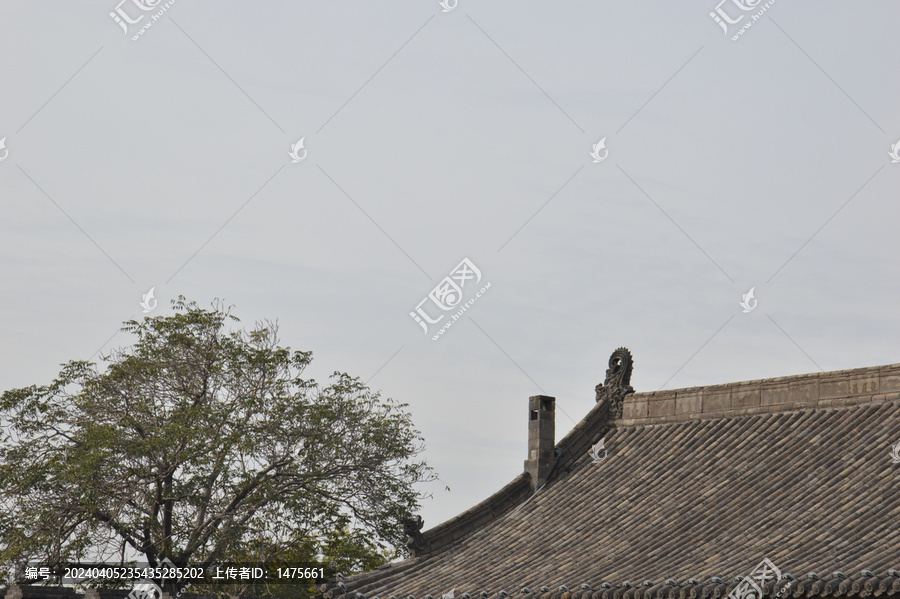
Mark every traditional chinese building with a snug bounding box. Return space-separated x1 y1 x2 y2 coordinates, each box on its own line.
319 350 900 599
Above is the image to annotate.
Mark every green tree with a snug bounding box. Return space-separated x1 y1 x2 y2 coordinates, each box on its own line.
0 297 431 591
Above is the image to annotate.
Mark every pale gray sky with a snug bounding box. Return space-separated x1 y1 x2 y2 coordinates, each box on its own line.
1 1 898 531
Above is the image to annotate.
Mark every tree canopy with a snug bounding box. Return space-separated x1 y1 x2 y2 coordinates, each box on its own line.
0 297 433 589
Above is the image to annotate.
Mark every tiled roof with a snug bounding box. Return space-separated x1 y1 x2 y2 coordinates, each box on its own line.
320 363 900 599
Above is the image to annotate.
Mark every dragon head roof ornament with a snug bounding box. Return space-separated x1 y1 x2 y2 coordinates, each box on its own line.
595 347 635 419
402 515 426 556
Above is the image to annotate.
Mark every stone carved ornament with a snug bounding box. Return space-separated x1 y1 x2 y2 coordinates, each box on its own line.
595 347 634 419
403 515 426 556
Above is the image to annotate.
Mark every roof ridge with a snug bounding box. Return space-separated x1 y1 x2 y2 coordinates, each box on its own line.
620 362 900 425
616 392 900 428
393 399 616 562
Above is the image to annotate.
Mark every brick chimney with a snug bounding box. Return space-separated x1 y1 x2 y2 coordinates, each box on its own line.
524 394 556 490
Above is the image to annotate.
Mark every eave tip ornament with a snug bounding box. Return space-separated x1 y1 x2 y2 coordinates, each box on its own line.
595 347 634 420
403 515 426 556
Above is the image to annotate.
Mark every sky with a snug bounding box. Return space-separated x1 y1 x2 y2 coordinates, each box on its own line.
1 1 899 534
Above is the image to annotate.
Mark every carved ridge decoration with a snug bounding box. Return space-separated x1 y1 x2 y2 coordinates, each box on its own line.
595 347 635 419
403 515 426 556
